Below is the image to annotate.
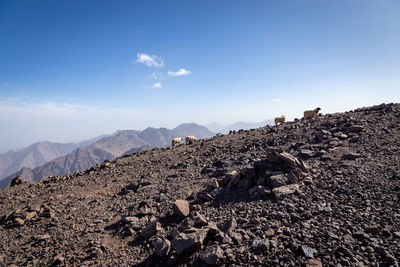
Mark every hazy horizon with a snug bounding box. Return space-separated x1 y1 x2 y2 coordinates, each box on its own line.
1 1 399 153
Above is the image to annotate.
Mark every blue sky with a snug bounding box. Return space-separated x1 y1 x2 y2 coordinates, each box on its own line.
0 0 399 152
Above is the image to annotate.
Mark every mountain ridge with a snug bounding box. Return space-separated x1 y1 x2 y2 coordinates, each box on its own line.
0 123 215 188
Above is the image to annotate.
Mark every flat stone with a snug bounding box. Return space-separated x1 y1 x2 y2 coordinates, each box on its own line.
272 184 300 199
300 149 315 158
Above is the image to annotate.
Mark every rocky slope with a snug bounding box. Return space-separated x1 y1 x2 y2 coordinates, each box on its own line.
0 103 399 266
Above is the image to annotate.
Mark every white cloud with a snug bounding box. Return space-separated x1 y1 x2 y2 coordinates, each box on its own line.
272 98 281 102
135 53 164 67
168 68 191 77
152 82 163 88
152 72 162 80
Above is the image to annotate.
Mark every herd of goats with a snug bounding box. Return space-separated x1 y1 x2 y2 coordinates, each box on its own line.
171 107 321 147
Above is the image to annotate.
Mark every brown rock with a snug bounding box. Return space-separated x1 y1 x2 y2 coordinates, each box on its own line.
173 200 190 218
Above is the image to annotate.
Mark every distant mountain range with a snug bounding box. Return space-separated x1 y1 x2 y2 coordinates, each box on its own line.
0 123 214 188
0 134 110 182
0 141 80 180
207 119 274 134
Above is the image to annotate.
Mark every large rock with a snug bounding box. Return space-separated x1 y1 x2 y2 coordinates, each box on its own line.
200 244 223 265
141 220 163 238
171 228 209 254
173 200 190 218
269 174 288 188
272 184 300 199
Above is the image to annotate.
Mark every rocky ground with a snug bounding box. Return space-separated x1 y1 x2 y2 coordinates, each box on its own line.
0 103 399 266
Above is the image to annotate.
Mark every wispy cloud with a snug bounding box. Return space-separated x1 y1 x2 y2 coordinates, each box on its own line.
168 68 191 77
152 82 163 88
135 53 164 67
272 98 281 102
151 72 162 80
